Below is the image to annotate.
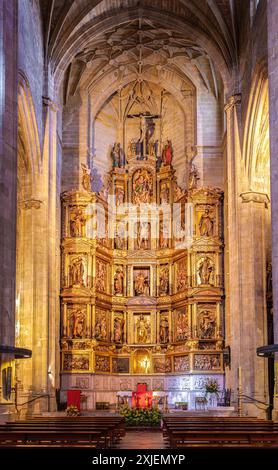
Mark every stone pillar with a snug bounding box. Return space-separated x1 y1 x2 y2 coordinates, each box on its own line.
267 0 278 418
42 96 60 409
224 94 242 409
239 191 270 415
0 0 18 419
0 0 18 347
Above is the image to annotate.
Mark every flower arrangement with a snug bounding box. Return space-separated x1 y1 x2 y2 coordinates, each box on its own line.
119 405 162 427
204 378 219 394
65 405 80 416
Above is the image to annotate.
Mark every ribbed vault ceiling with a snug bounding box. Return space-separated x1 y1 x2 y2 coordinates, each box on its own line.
40 0 240 92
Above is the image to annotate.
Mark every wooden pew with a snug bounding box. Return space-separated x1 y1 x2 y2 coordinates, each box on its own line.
162 416 278 448
0 416 125 448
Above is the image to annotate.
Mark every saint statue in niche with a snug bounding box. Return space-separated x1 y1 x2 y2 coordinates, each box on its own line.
69 209 87 237
134 270 150 296
115 187 125 206
176 261 187 291
160 182 170 204
95 311 108 341
198 310 216 339
159 316 169 343
95 260 106 293
136 314 151 344
111 142 125 168
113 316 125 343
135 222 151 250
114 266 124 295
197 256 214 285
114 222 126 250
132 169 153 204
199 207 214 237
162 140 173 165
159 220 170 248
159 266 169 295
69 257 85 286
69 308 87 338
176 311 189 341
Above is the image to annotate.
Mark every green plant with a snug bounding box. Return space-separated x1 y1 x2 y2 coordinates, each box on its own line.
65 405 80 416
119 405 162 427
205 378 219 394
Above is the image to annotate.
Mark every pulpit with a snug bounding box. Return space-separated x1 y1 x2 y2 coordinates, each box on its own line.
132 383 153 409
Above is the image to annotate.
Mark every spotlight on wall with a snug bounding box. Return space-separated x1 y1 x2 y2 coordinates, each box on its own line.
257 344 278 358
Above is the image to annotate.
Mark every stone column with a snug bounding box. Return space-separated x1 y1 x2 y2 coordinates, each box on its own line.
239 191 270 415
0 0 18 348
224 94 242 408
42 96 60 410
267 0 278 418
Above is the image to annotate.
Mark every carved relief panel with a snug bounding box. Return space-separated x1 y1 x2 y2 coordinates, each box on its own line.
175 257 187 292
62 304 89 339
94 309 110 342
95 258 108 293
173 308 190 342
158 265 170 296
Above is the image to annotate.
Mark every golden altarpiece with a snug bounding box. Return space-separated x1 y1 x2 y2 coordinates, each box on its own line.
60 135 224 409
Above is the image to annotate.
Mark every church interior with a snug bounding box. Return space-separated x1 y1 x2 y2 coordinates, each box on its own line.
0 0 278 451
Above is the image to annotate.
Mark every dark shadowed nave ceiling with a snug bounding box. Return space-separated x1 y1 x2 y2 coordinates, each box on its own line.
40 0 240 94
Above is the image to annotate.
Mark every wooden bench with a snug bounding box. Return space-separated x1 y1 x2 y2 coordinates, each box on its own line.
0 416 125 448
162 416 278 448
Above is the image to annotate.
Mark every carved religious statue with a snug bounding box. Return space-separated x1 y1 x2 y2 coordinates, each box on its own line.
159 317 169 343
69 257 85 286
136 314 150 343
114 222 126 250
177 262 187 291
159 220 170 249
69 308 87 338
197 256 214 285
188 162 199 190
81 163 91 191
111 142 125 168
199 310 216 339
113 316 125 343
132 169 153 204
199 207 214 237
114 266 124 295
159 266 169 295
116 187 125 206
162 140 173 166
135 222 150 249
176 311 189 341
95 260 106 293
95 311 108 341
160 183 169 204
134 270 150 296
69 208 87 237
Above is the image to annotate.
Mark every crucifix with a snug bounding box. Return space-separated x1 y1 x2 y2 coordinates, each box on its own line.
127 112 161 159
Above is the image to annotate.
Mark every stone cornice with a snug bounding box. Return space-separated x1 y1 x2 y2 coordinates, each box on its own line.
18 199 43 210
240 191 270 207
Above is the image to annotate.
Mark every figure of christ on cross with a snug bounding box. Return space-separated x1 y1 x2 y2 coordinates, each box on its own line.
127 112 160 160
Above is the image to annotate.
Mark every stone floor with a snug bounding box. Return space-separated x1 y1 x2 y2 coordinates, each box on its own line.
117 430 166 449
